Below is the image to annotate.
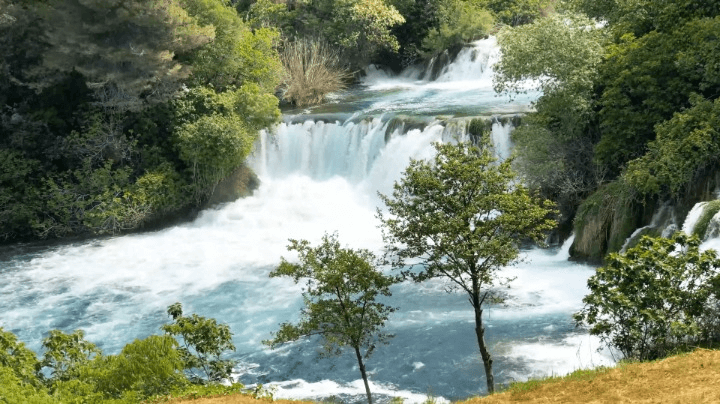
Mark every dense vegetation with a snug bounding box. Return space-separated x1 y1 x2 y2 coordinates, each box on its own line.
0 304 256 404
494 0 720 258
0 0 561 243
0 0 282 242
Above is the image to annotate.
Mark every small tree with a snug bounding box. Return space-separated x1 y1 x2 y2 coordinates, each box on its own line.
377 138 556 394
574 232 720 361
264 233 397 404
162 303 236 383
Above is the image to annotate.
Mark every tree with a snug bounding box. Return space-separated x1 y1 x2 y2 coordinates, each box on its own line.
40 329 101 383
574 232 720 361
264 233 397 404
377 138 556 394
161 303 237 383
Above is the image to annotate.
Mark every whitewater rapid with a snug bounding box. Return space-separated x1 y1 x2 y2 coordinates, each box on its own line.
0 37 615 402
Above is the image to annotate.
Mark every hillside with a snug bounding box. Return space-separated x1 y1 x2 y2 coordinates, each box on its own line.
168 349 720 404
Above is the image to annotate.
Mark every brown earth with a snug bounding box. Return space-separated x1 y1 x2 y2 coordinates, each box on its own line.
170 349 720 404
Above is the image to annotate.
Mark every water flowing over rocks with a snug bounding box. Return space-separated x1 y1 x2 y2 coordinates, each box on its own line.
1 38 615 403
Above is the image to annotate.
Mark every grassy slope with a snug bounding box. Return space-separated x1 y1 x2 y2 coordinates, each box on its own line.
169 349 720 404
469 348 720 403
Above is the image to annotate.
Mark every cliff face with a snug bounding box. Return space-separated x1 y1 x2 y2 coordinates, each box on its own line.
570 181 641 262
570 169 720 262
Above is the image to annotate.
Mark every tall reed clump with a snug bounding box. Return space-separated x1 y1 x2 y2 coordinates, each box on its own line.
280 38 352 107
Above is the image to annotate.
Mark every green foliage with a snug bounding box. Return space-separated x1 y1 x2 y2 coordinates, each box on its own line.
39 0 214 106
692 201 720 240
0 149 42 240
0 0 282 242
0 311 248 404
421 0 493 57
180 0 283 92
324 0 406 64
266 233 396 355
0 327 42 389
495 12 604 107
0 365 54 404
483 0 555 26
174 113 253 202
41 329 101 383
247 0 296 32
378 138 557 285
624 96 720 197
161 303 236 383
594 17 720 170
574 232 720 361
494 12 606 220
265 232 397 404
378 137 556 393
96 335 187 399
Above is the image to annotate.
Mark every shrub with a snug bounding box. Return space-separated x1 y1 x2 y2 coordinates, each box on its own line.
574 232 720 361
161 303 236 383
279 38 352 107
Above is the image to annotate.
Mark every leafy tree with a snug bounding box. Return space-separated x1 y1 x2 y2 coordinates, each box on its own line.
421 0 494 57
0 327 43 389
40 329 101 383
494 12 607 225
0 366 53 404
624 95 720 197
377 138 556 394
39 0 214 107
96 335 187 399
265 233 397 404
162 302 237 383
483 0 555 26
574 233 720 361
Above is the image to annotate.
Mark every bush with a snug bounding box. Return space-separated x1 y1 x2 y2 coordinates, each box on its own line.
574 232 720 361
161 303 236 383
279 38 352 107
421 0 493 57
0 366 54 404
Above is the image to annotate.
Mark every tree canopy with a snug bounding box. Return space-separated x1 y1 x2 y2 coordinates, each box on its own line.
0 0 282 242
265 233 397 404
378 138 556 394
495 2 720 258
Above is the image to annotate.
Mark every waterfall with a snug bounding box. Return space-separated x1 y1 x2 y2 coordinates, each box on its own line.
0 36 616 403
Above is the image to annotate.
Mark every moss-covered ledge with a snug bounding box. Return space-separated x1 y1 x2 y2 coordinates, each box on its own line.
570 180 642 261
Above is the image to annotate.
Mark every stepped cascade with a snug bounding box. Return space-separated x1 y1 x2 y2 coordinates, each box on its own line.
1 38 616 402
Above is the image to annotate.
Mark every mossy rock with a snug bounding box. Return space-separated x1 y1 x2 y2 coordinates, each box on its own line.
621 226 661 251
571 180 640 261
693 200 720 239
206 164 260 206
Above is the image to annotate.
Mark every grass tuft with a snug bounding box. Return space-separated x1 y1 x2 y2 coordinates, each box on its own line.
279 38 352 107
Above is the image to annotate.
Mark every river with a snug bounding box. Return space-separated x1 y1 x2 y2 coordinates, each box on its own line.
0 37 615 403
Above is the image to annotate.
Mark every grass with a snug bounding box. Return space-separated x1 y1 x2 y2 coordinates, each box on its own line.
279 38 352 107
465 348 720 403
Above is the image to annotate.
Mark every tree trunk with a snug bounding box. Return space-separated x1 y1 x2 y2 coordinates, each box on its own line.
474 302 494 394
354 346 373 404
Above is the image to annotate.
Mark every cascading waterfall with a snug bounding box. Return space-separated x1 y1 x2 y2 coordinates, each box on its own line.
0 37 614 403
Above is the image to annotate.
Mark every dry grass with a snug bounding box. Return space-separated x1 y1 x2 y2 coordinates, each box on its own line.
468 348 720 403
280 38 352 107
168 349 720 404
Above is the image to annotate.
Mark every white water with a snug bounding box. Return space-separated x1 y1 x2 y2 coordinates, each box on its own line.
0 37 614 402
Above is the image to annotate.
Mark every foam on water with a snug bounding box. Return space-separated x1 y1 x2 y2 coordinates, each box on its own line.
0 36 613 401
